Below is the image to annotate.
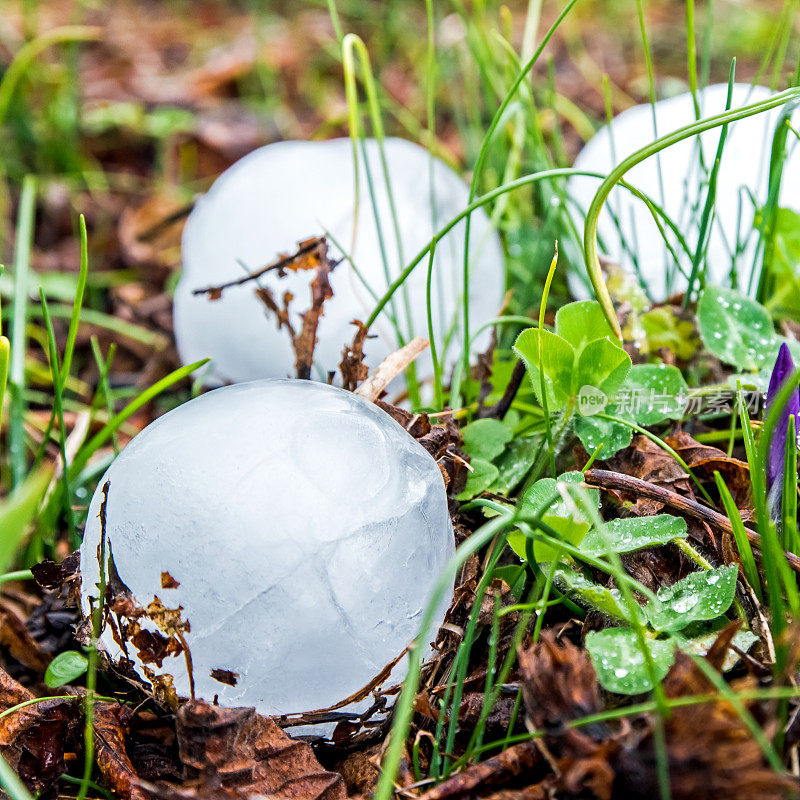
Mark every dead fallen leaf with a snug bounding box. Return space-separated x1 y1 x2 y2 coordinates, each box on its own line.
118 195 187 270
31 551 81 591
519 631 602 732
664 431 753 514
417 741 543 800
335 747 381 797
161 572 180 589
0 667 81 796
209 668 238 687
0 596 51 673
94 701 151 800
595 434 692 515
193 236 335 379
339 320 371 392
176 700 346 800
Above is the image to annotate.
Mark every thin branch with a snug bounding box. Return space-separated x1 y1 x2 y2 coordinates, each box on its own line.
584 468 800 574
479 359 527 420
191 236 327 298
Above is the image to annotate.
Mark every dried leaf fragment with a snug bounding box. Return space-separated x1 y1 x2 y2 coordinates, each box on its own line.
210 668 239 687
0 667 81 796
94 701 150 800
176 700 346 800
161 572 180 589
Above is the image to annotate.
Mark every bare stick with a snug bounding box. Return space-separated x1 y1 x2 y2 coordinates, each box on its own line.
584 468 800 574
355 338 429 402
191 237 325 298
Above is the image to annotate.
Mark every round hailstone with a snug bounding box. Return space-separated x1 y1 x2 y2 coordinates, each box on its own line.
567 83 800 301
174 137 504 387
79 380 454 722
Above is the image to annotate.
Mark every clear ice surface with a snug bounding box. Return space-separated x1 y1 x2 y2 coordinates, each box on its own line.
174 137 505 388
80 380 454 723
567 83 800 301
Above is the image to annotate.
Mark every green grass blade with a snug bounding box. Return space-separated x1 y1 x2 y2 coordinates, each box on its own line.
367 165 680 334
0 335 9 433
0 26 101 129
584 87 800 338
60 215 89 385
374 512 516 800
8 176 36 487
0 464 52 574
89 337 119 454
714 470 763 602
39 289 76 544
31 215 90 472
458 0 580 391
0 753 34 800
683 61 736 306
538 245 558 478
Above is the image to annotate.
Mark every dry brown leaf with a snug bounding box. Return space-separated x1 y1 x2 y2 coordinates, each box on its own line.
595 434 692 515
176 700 346 800
664 431 753 513
417 741 543 800
339 320 371 392
94 701 151 800
118 195 187 270
0 667 81 796
519 631 602 732
0 596 51 673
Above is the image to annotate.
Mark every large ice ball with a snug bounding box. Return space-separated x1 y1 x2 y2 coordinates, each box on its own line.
80 380 454 720
567 83 800 301
174 137 505 387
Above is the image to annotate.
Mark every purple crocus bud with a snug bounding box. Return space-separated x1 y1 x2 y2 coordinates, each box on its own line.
766 342 800 518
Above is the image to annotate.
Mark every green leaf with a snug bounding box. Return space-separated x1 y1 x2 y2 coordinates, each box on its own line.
697 287 776 371
765 207 800 320
0 336 8 432
554 567 643 623
645 564 738 633
512 472 597 563
513 328 575 411
44 650 88 688
580 515 688 558
493 565 527 601
520 471 599 513
0 466 52 573
574 337 631 398
573 412 632 457
555 300 619 356
617 363 688 426
640 306 700 360
461 419 512 461
492 435 539 494
586 627 674 694
456 458 499 501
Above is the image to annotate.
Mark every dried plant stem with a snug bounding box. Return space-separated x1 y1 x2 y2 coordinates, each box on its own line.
584 469 800 574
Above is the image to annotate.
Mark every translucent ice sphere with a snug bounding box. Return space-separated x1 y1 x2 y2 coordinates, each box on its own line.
80 380 454 721
174 137 504 386
567 83 800 301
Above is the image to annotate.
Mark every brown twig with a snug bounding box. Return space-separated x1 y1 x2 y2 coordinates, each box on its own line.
584 468 800 574
137 201 195 242
479 359 527 420
191 236 326 297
